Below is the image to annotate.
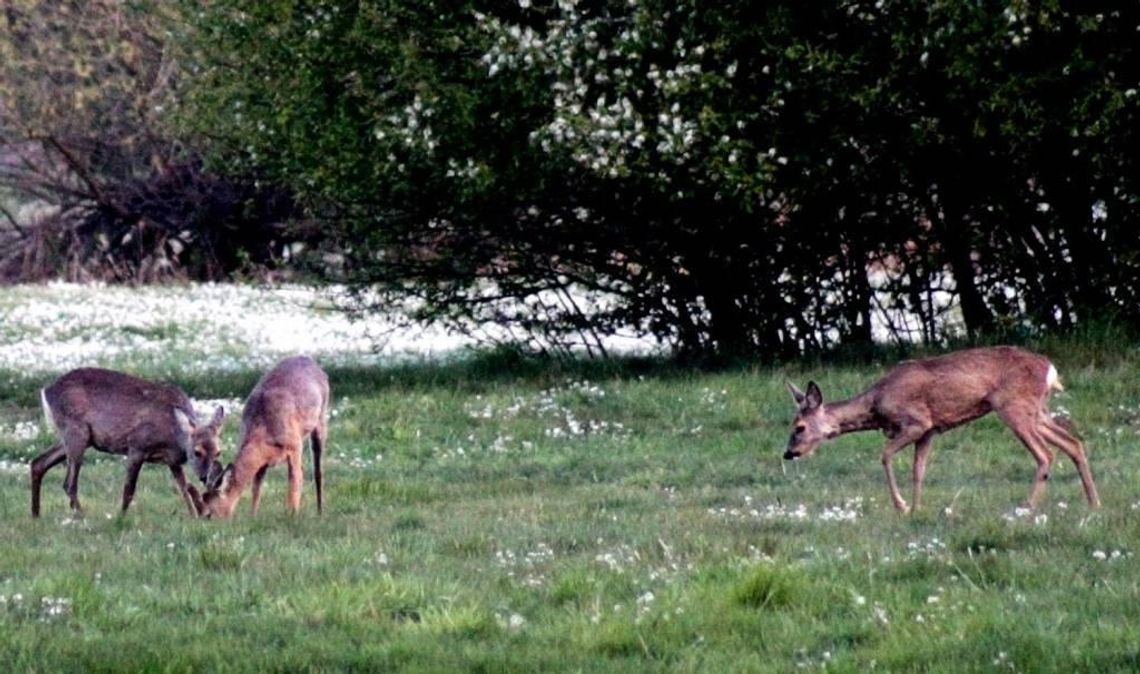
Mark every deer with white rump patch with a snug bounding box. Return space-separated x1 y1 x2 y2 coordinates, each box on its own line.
784 346 1100 512
189 355 329 519
31 368 225 517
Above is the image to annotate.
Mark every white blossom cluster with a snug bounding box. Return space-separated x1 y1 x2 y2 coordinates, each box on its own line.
467 379 628 441
594 541 641 572
0 593 73 622
707 495 865 523
904 536 947 560
495 542 556 587
496 611 527 631
299 4 339 41
0 459 27 474
1091 548 1130 562
376 94 439 159
0 283 659 379
0 420 40 442
475 1 775 188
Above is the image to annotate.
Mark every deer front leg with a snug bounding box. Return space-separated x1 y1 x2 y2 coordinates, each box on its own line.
120 453 147 514
911 434 935 512
881 432 923 513
285 446 303 514
249 465 270 516
169 464 200 517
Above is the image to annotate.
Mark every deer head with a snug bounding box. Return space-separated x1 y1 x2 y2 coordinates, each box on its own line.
187 463 239 519
783 381 838 460
174 405 226 484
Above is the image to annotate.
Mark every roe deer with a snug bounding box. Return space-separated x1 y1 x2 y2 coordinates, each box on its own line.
783 346 1100 512
189 355 329 519
31 368 225 517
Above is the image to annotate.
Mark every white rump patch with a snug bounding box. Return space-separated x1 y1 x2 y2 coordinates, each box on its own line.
40 389 55 429
1046 364 1063 392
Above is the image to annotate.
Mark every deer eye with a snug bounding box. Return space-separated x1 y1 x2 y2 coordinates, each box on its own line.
794 425 806 436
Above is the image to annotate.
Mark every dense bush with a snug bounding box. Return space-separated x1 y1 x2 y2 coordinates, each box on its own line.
174 0 1140 357
4 1 1137 356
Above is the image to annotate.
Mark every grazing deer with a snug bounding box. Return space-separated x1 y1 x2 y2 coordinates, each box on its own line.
784 346 1100 512
31 368 225 517
188 356 329 519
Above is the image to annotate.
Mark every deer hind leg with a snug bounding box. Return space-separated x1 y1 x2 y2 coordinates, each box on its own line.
60 427 90 513
30 443 67 517
169 464 201 517
911 433 936 512
998 406 1055 509
1039 416 1101 508
63 457 84 512
249 465 270 516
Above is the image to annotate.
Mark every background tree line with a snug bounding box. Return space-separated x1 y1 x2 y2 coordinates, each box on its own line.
2 0 1137 358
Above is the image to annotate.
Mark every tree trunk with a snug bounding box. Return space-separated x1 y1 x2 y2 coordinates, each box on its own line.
935 202 994 339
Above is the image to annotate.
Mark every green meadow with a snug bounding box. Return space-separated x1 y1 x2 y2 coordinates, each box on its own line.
1 288 1139 672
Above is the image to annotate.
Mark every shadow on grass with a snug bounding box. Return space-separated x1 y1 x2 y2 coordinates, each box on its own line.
2 322 1137 405
2 319 1130 403
195 320 1140 400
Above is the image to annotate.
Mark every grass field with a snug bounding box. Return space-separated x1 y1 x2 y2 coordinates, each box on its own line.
1 285 1140 672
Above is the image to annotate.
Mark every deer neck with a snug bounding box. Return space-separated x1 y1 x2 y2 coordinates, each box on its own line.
230 445 266 490
823 393 879 435
214 441 265 509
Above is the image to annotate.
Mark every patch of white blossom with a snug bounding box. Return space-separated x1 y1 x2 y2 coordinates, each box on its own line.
708 495 865 523
0 593 73 623
0 283 657 379
375 94 439 158
495 542 556 587
475 1 777 188
466 379 629 441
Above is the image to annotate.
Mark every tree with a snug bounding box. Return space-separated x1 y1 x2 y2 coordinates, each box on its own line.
0 0 301 282
175 0 1140 356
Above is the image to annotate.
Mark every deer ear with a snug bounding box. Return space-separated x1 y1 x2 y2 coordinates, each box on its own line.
786 380 807 406
804 381 823 409
208 405 226 431
218 463 235 491
206 460 226 490
173 408 194 437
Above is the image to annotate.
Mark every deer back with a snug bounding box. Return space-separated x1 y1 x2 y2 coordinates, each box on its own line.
197 356 328 518
870 346 1054 430
44 368 195 453
43 368 225 477
237 356 329 452
785 346 1056 458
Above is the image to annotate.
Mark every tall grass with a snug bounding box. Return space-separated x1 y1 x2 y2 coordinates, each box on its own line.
1 338 1139 671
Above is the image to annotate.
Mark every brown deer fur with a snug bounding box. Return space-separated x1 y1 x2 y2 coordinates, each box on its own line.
30 368 225 517
784 346 1100 512
190 356 329 518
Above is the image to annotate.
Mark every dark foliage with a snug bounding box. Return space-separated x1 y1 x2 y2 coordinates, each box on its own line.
7 1 1139 357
